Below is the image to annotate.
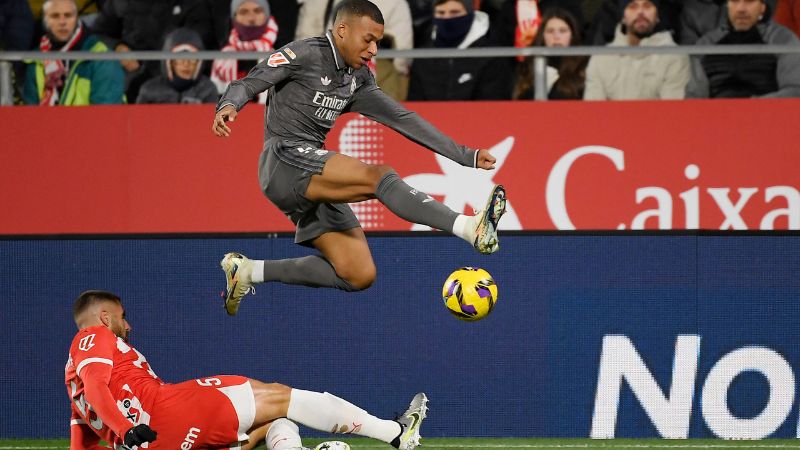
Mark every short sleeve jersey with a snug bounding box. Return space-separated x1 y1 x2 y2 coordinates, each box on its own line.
65 326 164 446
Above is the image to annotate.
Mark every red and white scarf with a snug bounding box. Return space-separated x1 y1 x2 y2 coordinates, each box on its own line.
39 21 84 106
515 0 541 62
211 16 278 98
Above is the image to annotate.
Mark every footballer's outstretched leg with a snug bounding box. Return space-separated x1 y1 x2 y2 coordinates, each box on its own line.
451 184 507 254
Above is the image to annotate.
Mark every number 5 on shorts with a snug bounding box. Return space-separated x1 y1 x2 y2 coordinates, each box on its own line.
196 377 222 386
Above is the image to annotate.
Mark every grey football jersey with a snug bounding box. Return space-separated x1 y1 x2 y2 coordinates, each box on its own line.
217 31 477 167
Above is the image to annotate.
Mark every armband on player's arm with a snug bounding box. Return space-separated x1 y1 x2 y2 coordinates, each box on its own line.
80 364 134 438
70 419 102 450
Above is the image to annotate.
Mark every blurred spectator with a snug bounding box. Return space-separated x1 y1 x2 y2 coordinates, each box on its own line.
513 0 586 49
586 0 681 45
2 0 34 50
23 0 124 105
270 0 299 47
408 0 513 100
686 0 800 98
679 0 727 44
581 0 606 25
28 0 98 19
538 1 585 34
294 0 337 39
585 0 620 44
137 28 218 104
292 0 412 99
210 0 277 103
513 8 588 100
584 0 689 100
1 0 35 102
90 0 215 102
372 0 414 101
775 0 800 36
207 0 296 48
408 0 435 47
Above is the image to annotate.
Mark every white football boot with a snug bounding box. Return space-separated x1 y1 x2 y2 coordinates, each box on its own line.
472 184 507 254
220 252 255 316
395 393 429 450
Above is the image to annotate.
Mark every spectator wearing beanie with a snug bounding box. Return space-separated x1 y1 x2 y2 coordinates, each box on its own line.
408 0 513 100
89 0 215 103
587 0 681 45
211 0 278 103
137 28 219 104
584 0 690 99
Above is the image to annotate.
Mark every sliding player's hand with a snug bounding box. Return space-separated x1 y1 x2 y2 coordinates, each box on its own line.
476 149 496 170
124 424 157 449
212 105 238 137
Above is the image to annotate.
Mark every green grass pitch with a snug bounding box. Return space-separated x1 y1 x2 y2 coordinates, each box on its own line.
3 439 800 449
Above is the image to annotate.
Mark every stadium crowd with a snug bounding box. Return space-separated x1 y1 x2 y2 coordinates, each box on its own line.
2 0 800 105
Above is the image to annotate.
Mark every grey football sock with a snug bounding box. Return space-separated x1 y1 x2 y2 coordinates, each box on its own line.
263 255 359 291
375 170 459 232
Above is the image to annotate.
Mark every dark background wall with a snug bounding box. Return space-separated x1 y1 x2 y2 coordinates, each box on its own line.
2 234 799 438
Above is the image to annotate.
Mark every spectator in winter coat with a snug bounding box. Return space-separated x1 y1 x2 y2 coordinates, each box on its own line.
686 0 800 98
583 0 690 100
23 0 124 105
210 0 278 103
137 28 218 104
679 0 727 44
408 0 513 100
1 0 34 102
89 0 215 103
513 7 588 100
207 0 296 49
586 0 681 45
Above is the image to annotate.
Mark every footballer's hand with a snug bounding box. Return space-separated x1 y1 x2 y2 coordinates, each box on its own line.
213 105 237 137
124 424 157 449
476 149 496 170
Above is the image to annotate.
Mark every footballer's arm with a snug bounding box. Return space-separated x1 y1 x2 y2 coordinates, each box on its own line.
79 364 138 442
216 47 302 113
214 47 299 136
346 80 478 168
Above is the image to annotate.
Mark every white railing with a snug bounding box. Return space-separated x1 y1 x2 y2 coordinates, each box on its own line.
2 44 799 104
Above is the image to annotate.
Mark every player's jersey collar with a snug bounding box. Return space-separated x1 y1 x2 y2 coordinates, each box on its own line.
325 30 353 74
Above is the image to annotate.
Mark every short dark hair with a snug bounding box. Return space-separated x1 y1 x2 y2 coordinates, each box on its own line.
333 0 384 25
73 290 121 320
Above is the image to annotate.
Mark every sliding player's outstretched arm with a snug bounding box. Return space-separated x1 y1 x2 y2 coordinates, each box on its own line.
80 364 147 442
346 76 496 170
212 48 299 137
69 327 156 449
